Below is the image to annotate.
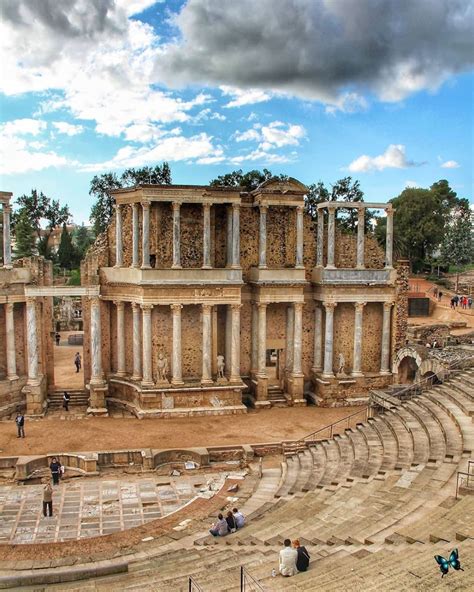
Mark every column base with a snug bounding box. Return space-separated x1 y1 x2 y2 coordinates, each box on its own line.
141 380 155 388
356 265 365 270
201 378 214 386
230 264 241 270
351 371 364 377
325 264 336 270
141 265 152 270
171 264 182 269
201 265 212 270
116 371 127 377
131 374 142 381
254 400 272 409
22 377 47 416
254 374 268 403
380 370 391 376
7 374 19 381
87 381 109 416
87 407 109 417
311 367 323 376
229 375 242 384
295 264 305 270
171 379 185 388
321 372 334 379
258 264 268 270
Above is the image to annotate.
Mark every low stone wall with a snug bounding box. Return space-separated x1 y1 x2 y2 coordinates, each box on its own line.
311 373 392 407
0 377 26 418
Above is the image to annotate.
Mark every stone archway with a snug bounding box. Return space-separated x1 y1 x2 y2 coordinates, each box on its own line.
397 356 419 383
392 346 425 384
416 358 446 384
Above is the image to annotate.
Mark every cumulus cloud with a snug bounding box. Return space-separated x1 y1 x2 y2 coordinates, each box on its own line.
2 118 47 136
348 144 423 173
441 160 461 168
52 121 84 136
154 0 474 105
220 86 272 108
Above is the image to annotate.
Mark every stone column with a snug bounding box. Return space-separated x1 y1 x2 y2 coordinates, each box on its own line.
312 305 323 373
356 207 365 269
258 205 268 268
322 302 337 378
115 204 123 267
90 296 103 383
132 203 140 268
385 208 394 268
292 302 304 375
352 302 366 377
172 202 182 268
295 206 304 268
257 303 267 376
226 206 233 267
171 304 184 385
380 302 393 374
316 209 324 267
231 203 240 268
141 201 151 269
5 302 18 380
225 305 232 378
26 297 39 385
202 203 212 269
285 305 294 372
115 301 126 376
251 303 258 374
201 304 213 385
230 304 241 383
131 302 142 380
326 206 336 269
141 304 154 386
3 204 12 268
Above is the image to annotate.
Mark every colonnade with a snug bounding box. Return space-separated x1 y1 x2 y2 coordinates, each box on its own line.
258 205 304 268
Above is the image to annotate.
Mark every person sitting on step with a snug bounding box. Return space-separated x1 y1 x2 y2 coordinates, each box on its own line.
293 539 310 572
209 513 228 537
226 510 237 533
279 538 298 577
232 507 245 529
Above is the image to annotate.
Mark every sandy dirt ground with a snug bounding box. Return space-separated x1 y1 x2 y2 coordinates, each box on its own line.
53 332 84 390
0 405 363 456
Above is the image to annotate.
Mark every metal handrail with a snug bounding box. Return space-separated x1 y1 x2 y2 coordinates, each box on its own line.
240 566 265 591
189 576 204 592
455 463 474 499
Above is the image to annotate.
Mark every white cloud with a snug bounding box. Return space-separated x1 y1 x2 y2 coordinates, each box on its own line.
116 0 162 16
234 128 262 143
52 122 84 136
192 109 227 123
2 118 47 136
230 149 295 165
259 121 306 150
220 86 272 108
348 144 422 172
325 92 368 114
441 160 460 168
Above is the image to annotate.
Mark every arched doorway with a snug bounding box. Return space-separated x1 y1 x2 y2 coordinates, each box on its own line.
398 356 419 383
421 371 441 386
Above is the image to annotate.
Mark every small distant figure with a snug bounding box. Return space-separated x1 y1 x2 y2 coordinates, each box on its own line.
438 291 443 301
217 354 225 379
232 507 245 529
42 481 53 517
74 352 82 373
279 538 298 577
293 539 310 572
55 332 61 346
157 352 169 382
63 391 70 412
209 513 229 537
337 352 346 376
226 510 237 533
469 297 473 309
50 457 62 485
15 412 25 438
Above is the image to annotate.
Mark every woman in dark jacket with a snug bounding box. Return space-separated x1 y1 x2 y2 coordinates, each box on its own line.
226 510 237 533
293 539 310 571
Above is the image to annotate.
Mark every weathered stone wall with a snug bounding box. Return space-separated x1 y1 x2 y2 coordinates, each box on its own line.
334 230 385 269
393 260 409 352
362 303 384 373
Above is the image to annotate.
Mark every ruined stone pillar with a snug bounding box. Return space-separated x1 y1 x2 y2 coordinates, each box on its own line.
326 205 336 269
131 302 142 380
141 201 151 269
385 207 394 268
380 302 393 374
316 209 324 267
132 203 140 268
202 203 212 269
295 206 304 268
251 303 258 374
230 304 241 383
322 302 337 378
141 304 154 386
3 204 12 268
115 204 123 267
5 302 18 380
285 304 294 372
115 301 126 376
231 203 240 268
257 303 267 376
258 205 268 268
171 304 184 385
90 296 103 383
226 206 233 267
312 304 323 373
172 201 182 269
26 297 40 385
356 207 365 269
292 302 303 375
352 302 366 376
201 304 213 385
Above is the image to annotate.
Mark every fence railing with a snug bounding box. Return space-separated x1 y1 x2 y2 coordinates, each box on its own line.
188 576 204 592
240 566 265 591
456 460 474 499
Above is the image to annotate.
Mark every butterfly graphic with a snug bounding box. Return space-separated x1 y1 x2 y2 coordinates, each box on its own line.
434 548 464 577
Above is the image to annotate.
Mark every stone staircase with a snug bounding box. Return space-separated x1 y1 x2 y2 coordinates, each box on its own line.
267 385 287 406
47 390 89 409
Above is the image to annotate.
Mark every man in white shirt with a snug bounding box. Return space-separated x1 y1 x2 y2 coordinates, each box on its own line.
279 539 298 576
233 507 245 529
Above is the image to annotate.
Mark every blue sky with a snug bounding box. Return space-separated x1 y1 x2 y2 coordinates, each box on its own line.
0 0 472 224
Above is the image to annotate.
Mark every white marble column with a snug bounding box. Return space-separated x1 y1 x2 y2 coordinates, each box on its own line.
257 303 267 376
316 209 324 267
3 205 12 268
132 203 140 268
322 302 337 378
26 297 39 385
202 203 212 269
226 206 233 267
201 304 213 385
5 303 18 380
352 302 366 376
90 296 103 383
231 203 240 268
172 202 182 268
141 304 154 386
356 207 365 269
380 302 393 374
258 205 268 269
295 206 304 268
115 301 126 376
141 202 151 269
171 304 184 385
326 206 336 269
312 305 323 373
292 302 304 375
230 304 241 383
385 207 394 268
285 305 294 372
115 204 123 267
131 302 142 380
251 303 258 374
225 305 232 378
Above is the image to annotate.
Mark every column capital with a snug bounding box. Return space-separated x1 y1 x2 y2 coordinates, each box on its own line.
296 204 304 214
140 303 154 312
354 301 367 311
89 295 101 307
231 303 243 312
232 202 240 211
257 302 267 310
114 202 122 211
202 303 213 314
293 302 304 313
3 204 12 214
327 204 337 213
113 300 125 309
259 204 268 214
385 206 394 215
172 201 182 212
202 202 212 211
5 301 14 313
26 296 36 305
383 301 395 310
170 303 183 313
323 301 337 310
132 301 141 311
142 200 151 210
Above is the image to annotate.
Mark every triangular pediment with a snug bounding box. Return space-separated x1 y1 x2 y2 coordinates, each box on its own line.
252 177 308 195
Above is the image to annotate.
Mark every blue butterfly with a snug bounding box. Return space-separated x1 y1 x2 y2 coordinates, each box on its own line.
434 548 464 577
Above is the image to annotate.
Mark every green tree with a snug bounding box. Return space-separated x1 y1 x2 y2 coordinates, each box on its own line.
209 168 288 191
13 210 36 258
89 164 172 235
73 223 93 260
57 223 78 270
440 206 474 291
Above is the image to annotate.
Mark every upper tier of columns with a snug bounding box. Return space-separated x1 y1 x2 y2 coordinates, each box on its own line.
1 201 12 268
258 204 304 269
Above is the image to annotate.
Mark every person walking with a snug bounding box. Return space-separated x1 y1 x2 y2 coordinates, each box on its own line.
74 352 82 373
63 391 70 412
55 332 60 346
42 481 53 517
293 539 310 572
15 412 25 438
50 457 62 485
279 539 298 577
